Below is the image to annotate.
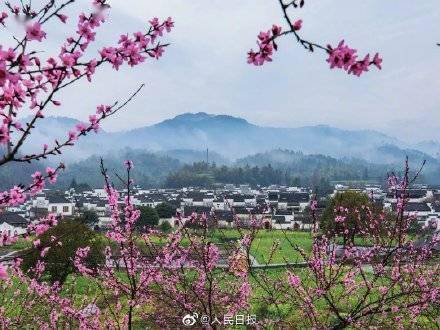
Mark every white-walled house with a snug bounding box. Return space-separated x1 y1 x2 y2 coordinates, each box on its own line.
0 212 28 236
91 189 108 198
48 196 75 216
271 215 293 229
391 202 432 221
32 195 75 217
212 198 226 210
82 199 108 217
385 189 429 204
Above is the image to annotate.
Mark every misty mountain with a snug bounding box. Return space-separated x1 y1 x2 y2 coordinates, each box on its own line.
156 149 230 165
15 112 438 166
121 113 404 162
0 160 45 190
17 116 115 164
55 149 182 188
55 149 391 189
2 146 438 190
236 149 390 182
414 140 440 158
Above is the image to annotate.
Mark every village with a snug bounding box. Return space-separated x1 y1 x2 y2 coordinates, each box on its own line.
2 182 440 236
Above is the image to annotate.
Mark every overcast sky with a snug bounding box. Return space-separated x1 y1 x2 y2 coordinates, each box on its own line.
4 1 440 142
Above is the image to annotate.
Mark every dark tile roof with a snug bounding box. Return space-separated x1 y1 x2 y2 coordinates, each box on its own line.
47 195 71 204
96 200 107 207
268 192 278 201
387 189 427 199
183 206 212 217
233 195 245 202
294 213 313 224
392 202 431 212
137 195 154 203
432 203 440 212
0 212 28 226
212 210 234 222
233 207 249 215
272 215 288 224
291 193 309 203
185 192 206 200
276 209 293 216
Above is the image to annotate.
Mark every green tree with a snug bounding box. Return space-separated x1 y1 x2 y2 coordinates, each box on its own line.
320 191 372 245
159 221 172 232
21 221 104 284
137 206 160 230
155 202 176 219
78 210 99 227
408 220 423 235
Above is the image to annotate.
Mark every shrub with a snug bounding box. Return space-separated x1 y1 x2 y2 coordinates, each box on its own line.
159 221 172 232
21 221 104 284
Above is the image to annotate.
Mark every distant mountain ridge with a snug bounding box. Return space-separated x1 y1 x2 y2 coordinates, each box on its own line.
15 112 438 165
155 112 252 129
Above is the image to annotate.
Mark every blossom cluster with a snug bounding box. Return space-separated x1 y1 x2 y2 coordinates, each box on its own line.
0 0 172 291
327 40 382 76
248 0 382 77
0 1 173 165
0 164 63 210
247 25 283 66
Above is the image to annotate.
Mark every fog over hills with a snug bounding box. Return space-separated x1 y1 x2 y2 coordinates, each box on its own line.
17 112 435 166
4 112 440 189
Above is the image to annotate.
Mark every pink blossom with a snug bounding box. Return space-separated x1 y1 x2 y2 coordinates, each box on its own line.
31 171 45 194
0 12 7 26
327 40 357 70
0 263 8 280
378 286 388 295
164 17 174 33
68 130 78 141
35 224 50 236
88 115 99 132
288 273 301 287
96 104 111 114
151 46 165 59
0 62 9 86
41 247 51 257
56 14 68 23
293 19 303 31
45 167 58 184
85 59 98 81
60 53 76 67
124 160 134 170
247 26 280 66
335 215 346 223
149 17 164 37
75 122 87 133
0 124 9 145
26 23 47 42
348 54 370 77
8 186 25 206
327 40 381 77
74 247 93 276
272 24 282 36
373 52 383 70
